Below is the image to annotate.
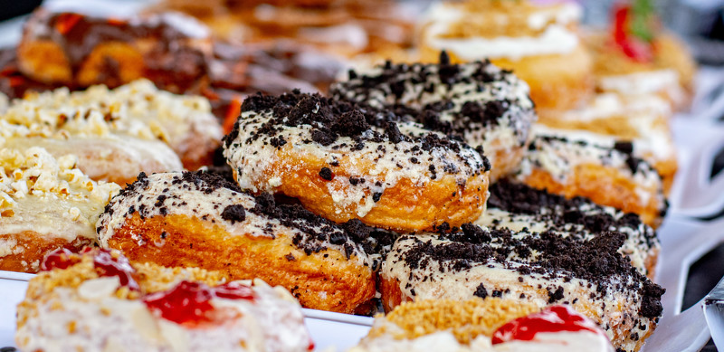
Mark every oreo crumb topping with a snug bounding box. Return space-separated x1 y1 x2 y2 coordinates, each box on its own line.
319 167 333 181
395 223 664 319
330 55 536 150
100 170 396 267
473 283 488 299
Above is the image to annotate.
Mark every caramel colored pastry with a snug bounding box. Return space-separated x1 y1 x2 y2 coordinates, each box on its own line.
17 10 213 93
380 223 664 352
1 79 222 172
223 91 491 232
478 181 660 279
418 0 593 111
351 300 615 352
0 147 120 273
97 170 395 314
513 124 667 228
16 248 313 352
535 93 676 194
331 54 536 182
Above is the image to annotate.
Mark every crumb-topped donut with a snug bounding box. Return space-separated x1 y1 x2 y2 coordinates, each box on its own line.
351 299 615 352
477 181 660 279
380 224 664 352
512 125 667 228
97 170 396 314
223 90 491 232
2 79 223 171
331 54 536 182
0 147 120 273
16 248 313 352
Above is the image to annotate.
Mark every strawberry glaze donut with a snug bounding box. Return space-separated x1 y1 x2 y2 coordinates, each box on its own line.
331 53 536 182
97 170 395 314
222 91 491 232
16 248 313 352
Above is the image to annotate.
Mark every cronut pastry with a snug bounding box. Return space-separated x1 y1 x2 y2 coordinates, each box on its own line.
331 52 537 182
418 0 593 111
97 170 396 314
380 223 665 352
0 147 120 273
351 299 615 352
223 90 491 232
477 181 660 279
1 79 223 172
16 248 313 352
512 125 667 228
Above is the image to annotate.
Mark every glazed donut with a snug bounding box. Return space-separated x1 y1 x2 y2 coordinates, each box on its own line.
331 54 535 182
0 147 120 273
511 125 667 228
351 299 615 352
417 0 594 111
17 10 213 94
16 248 313 352
583 30 696 111
2 79 223 172
97 170 395 314
478 180 660 279
379 224 664 352
223 90 491 232
535 92 677 194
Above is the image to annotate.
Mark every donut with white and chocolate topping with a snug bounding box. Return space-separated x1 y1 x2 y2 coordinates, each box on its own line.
223 90 491 232
380 223 664 352
512 124 667 228
331 52 536 182
97 170 395 314
477 180 660 279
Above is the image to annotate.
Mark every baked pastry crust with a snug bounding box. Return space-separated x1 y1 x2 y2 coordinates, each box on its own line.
331 56 537 182
0 147 120 273
97 171 388 314
380 226 664 352
223 91 490 232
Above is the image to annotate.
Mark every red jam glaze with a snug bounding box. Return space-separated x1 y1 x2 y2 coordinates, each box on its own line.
143 280 256 327
612 4 655 63
492 305 606 344
40 248 81 271
92 249 140 291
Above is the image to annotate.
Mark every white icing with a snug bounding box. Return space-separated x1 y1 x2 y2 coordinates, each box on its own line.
598 69 685 107
16 277 311 352
494 331 614 352
527 2 582 30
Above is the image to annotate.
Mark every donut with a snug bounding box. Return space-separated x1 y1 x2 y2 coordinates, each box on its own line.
417 0 594 111
2 79 223 172
97 170 396 314
478 180 660 279
223 90 491 232
17 10 213 94
534 92 677 194
512 124 667 228
16 248 313 352
0 147 120 273
351 299 615 352
583 29 696 111
379 224 664 352
331 54 536 182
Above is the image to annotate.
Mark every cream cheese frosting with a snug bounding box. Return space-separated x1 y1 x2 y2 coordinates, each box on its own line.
0 147 120 267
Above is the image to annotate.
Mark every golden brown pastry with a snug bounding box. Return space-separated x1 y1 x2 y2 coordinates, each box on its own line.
0 147 120 273
380 222 664 352
97 170 394 314
331 53 537 182
223 91 491 232
512 124 668 228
